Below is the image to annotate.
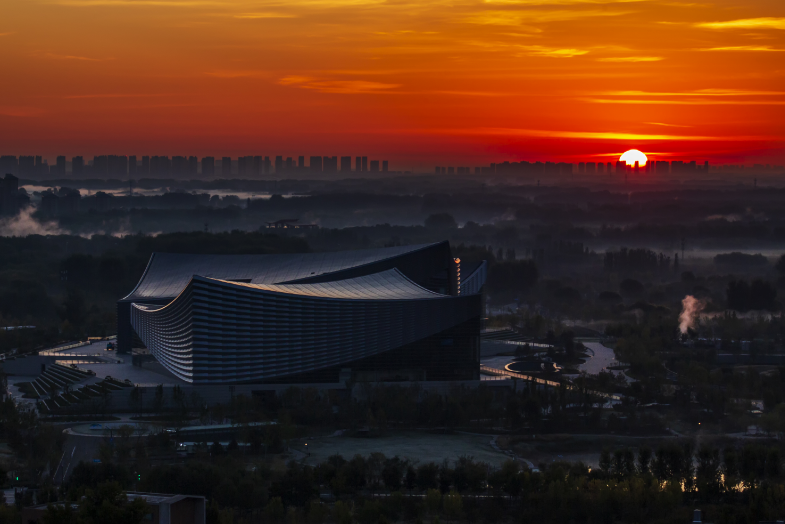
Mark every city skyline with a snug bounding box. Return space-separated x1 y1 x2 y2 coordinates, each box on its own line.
2 152 782 179
1 0 784 167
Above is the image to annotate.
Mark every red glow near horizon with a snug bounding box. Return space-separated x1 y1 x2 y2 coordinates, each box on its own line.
0 0 783 168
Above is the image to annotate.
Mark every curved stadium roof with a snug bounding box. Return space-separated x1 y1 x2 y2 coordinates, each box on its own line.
122 242 443 302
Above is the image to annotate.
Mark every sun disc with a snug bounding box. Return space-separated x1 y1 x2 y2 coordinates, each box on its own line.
620 149 647 166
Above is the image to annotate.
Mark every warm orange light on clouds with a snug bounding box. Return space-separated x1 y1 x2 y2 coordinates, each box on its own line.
0 0 784 167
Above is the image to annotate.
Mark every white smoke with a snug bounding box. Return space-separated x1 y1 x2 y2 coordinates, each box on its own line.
679 295 706 335
0 207 67 236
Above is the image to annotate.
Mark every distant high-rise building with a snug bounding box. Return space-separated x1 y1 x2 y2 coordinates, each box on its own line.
188 156 198 176
0 174 19 215
237 156 248 177
323 156 337 173
106 155 127 177
129 155 137 176
275 156 283 173
18 156 34 177
704 160 709 172
435 166 440 174
441 167 446 175
149 156 170 176
141 156 150 175
341 156 352 172
370 160 379 173
356 157 361 172
264 157 271 174
172 156 188 177
93 156 108 177
578 162 585 174
35 156 44 177
382 160 388 173
585 162 595 174
615 161 626 174
286 157 293 171
607 162 612 173
243 156 255 176
597 162 604 174
253 156 262 177
71 156 84 177
202 157 215 177
56 156 66 176
310 156 322 172
0 156 17 176
221 157 232 177
361 156 367 172
298 156 305 170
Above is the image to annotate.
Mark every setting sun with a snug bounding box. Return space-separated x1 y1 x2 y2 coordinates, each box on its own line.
620 150 648 167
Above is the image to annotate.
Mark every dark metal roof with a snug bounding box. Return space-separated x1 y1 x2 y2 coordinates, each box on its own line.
122 243 444 302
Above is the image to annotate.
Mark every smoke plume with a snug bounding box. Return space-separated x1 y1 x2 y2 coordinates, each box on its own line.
679 295 706 335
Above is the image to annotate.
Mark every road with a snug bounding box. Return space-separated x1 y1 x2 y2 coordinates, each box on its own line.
52 431 105 484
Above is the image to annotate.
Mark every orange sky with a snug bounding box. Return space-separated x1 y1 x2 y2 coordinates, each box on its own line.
1 0 784 168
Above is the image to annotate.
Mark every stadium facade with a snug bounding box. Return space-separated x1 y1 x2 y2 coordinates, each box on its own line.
118 242 486 385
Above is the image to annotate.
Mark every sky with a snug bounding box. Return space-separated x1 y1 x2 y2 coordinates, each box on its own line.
1 0 784 168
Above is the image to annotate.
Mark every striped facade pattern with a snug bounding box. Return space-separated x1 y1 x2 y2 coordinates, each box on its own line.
131 271 481 384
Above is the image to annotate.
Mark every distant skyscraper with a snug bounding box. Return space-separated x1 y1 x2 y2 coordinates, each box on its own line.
253 156 262 177
150 156 171 176
615 160 626 174
222 157 232 177
264 156 271 174
361 156 367 172
356 156 361 172
382 160 388 173
93 156 108 177
129 155 137 176
607 162 612 173
370 160 379 173
188 156 198 176
441 167 446 175
172 156 188 177
341 156 352 172
18 156 34 177
0 156 18 176
202 157 215 177
298 156 305 170
275 156 283 173
597 162 604 174
237 156 248 176
56 156 66 176
286 157 293 171
141 156 150 175
323 156 337 173
586 162 595 174
578 162 585 174
310 156 322 172
435 166 440 174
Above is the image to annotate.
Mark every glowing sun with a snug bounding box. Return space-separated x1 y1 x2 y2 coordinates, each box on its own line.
620 149 647 166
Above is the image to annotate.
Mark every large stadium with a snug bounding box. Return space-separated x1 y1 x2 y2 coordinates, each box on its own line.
118 242 487 385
